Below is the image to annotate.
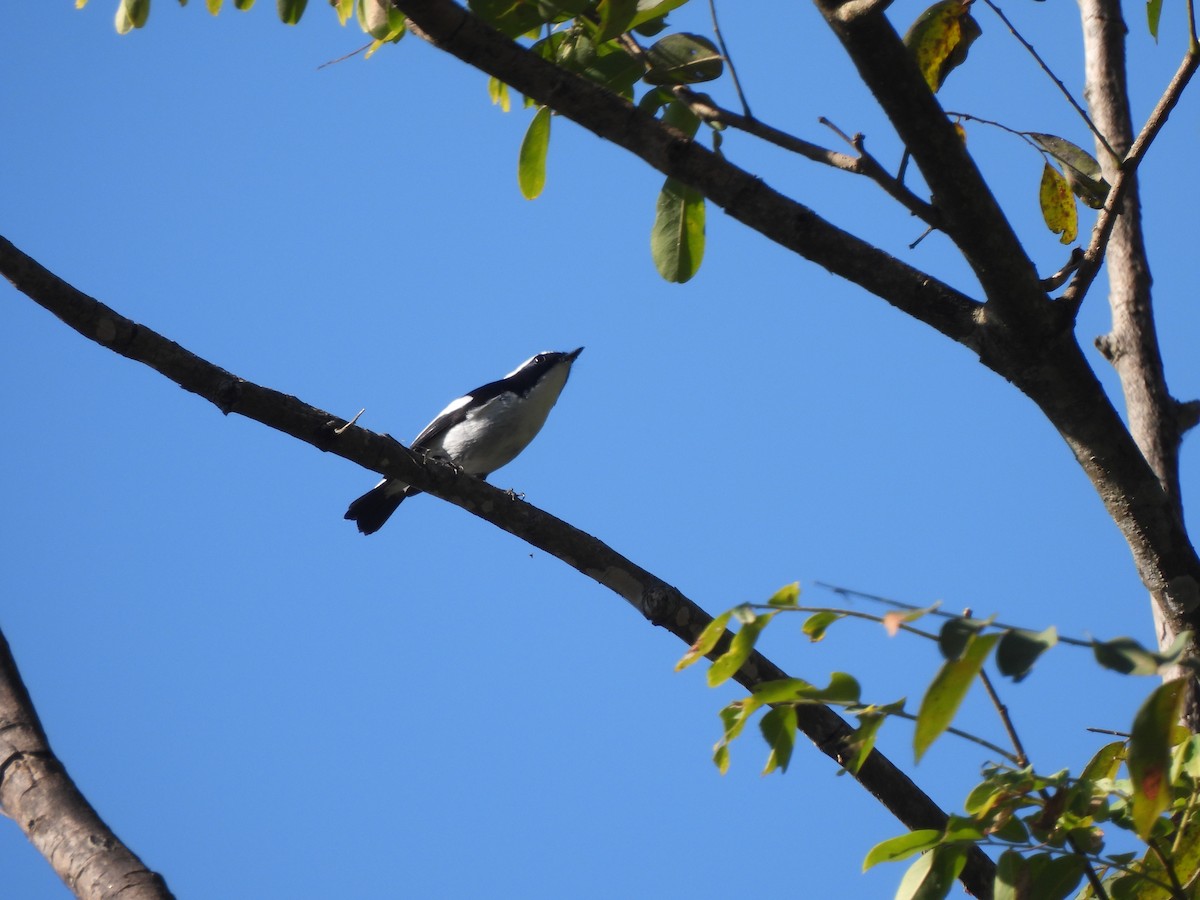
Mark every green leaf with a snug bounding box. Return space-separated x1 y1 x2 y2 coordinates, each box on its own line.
595 0 638 42
1092 631 1192 675
895 846 966 900
675 609 731 672
993 849 1027 900
1024 853 1085 900
467 0 545 38
863 830 942 871
1080 740 1126 783
712 698 759 773
1129 678 1188 838
845 711 887 774
628 0 689 30
660 98 701 137
914 631 999 761
277 0 307 24
1172 733 1200 782
752 673 861 705
1039 162 1077 245
643 33 724 85
767 582 800 608
1029 133 1110 209
488 77 511 112
358 0 405 39
803 611 844 641
903 0 982 93
707 611 773 686
712 742 730 774
234 0 254 9
651 176 705 283
332 0 353 24
1068 740 1125 816
207 0 223 12
995 626 1057 681
1147 0 1163 40
115 0 150 33
760 705 797 774
518 106 552 200
938 615 992 660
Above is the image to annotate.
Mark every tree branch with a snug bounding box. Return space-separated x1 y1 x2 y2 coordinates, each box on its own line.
392 0 984 349
380 0 1200 701
812 0 1050 325
667 85 944 227
0 236 999 897
1075 0 1200 698
0 628 174 900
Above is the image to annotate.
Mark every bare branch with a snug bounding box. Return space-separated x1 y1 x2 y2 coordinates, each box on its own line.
0 628 174 900
0 235 998 896
978 0 1117 160
1063 44 1200 312
704 0 751 117
669 88 943 226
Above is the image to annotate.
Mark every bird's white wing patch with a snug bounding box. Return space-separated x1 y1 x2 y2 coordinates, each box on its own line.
433 394 473 420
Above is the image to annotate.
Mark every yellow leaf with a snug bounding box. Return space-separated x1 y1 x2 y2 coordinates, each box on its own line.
1039 162 1078 244
904 0 981 92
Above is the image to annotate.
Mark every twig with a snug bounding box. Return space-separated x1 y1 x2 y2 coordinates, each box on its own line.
334 408 365 435
1062 45 1200 310
1041 248 1084 291
979 668 1109 897
885 707 1021 763
979 0 1117 161
979 669 1029 765
317 41 373 70
705 0 751 117
618 28 941 227
908 225 935 250
815 582 1094 648
668 89 942 226
747 603 942 641
1147 837 1186 897
1086 726 1132 738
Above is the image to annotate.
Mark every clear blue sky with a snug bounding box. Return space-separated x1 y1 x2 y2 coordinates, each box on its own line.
3 1 1198 897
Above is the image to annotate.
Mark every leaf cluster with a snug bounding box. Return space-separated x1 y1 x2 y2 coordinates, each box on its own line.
679 584 1200 898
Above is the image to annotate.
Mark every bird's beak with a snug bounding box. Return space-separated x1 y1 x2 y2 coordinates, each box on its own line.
567 347 584 362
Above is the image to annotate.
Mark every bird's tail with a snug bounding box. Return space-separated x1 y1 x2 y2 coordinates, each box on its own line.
344 482 410 535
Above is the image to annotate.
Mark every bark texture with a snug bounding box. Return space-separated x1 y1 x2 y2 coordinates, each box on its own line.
0 629 174 900
1078 0 1200 705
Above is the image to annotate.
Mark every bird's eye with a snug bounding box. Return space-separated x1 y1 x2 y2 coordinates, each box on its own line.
534 354 545 363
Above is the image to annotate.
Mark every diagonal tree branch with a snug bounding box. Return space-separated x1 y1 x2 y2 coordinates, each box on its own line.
0 236 998 897
812 0 1050 324
390 1 985 349
0 628 175 900
379 0 1200 691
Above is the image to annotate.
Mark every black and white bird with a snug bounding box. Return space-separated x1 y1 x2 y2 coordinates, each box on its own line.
345 348 584 535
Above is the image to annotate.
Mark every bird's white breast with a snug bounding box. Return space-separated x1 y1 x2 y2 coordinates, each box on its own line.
433 363 571 476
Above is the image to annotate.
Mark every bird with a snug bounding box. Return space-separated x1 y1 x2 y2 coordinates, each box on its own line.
344 348 584 535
